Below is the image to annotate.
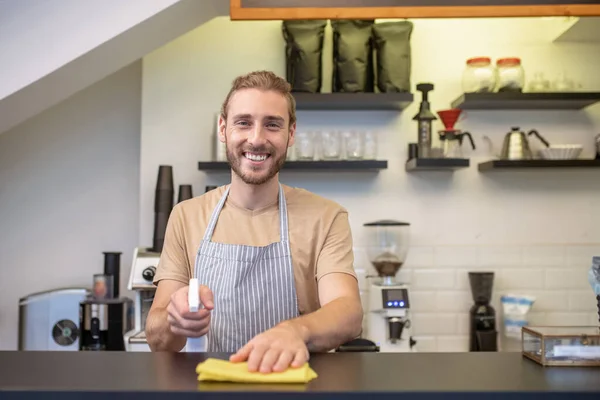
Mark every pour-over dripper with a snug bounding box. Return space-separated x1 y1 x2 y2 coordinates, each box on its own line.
437 109 463 130
469 272 494 304
364 220 410 284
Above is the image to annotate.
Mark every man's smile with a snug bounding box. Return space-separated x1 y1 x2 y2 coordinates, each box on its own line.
243 152 271 163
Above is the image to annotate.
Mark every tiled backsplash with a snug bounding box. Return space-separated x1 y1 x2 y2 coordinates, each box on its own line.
354 244 600 352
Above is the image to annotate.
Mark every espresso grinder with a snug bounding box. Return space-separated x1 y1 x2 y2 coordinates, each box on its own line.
468 272 498 352
365 220 416 352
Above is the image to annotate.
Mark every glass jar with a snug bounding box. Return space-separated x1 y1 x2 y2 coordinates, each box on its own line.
496 57 524 92
462 57 496 93
528 72 550 92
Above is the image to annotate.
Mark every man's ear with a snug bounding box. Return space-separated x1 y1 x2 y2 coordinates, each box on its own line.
218 114 226 143
288 122 296 148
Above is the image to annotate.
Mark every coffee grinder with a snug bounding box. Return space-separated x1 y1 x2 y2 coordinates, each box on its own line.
365 220 416 352
468 272 498 352
437 109 476 159
412 83 437 158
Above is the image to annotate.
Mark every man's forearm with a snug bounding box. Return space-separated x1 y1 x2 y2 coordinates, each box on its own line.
145 308 186 352
283 296 363 352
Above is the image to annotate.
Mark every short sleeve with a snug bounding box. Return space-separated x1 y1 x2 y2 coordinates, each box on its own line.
153 205 190 286
315 211 357 282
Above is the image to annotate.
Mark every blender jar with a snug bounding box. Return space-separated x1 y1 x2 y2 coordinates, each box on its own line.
496 57 524 92
363 220 410 285
462 57 497 93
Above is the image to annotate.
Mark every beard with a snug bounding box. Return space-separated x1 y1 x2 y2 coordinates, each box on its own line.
226 138 288 186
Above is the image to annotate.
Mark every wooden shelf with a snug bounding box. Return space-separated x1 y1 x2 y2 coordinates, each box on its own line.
293 92 413 111
405 158 470 171
450 92 600 110
478 159 600 171
198 160 388 172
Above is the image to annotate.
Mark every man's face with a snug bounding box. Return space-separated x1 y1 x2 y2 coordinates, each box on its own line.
219 88 295 185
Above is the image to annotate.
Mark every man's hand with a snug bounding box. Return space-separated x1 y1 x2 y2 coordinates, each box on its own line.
166 284 214 338
229 322 309 373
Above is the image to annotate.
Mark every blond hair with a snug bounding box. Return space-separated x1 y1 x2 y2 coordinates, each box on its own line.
220 70 297 127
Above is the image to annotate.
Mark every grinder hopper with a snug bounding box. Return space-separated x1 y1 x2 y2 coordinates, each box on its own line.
364 220 410 285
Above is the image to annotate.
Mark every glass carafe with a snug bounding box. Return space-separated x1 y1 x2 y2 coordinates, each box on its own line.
440 130 476 158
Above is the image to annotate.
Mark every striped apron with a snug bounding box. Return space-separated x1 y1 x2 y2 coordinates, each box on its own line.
185 184 299 352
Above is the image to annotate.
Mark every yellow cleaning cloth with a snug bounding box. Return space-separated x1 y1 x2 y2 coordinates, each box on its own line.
196 358 318 383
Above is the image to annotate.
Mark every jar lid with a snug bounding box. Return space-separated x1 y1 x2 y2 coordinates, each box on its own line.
497 57 521 66
466 57 491 66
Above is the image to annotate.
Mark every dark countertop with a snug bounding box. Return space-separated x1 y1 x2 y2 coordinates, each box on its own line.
1 351 599 399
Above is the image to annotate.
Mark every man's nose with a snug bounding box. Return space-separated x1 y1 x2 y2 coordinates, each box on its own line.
247 125 267 145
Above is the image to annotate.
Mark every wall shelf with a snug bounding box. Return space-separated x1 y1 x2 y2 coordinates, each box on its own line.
450 92 600 110
293 92 413 111
478 159 600 171
198 160 388 172
405 158 470 171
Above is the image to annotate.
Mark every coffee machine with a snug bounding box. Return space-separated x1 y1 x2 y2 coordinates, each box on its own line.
468 272 498 352
79 252 134 351
365 220 416 352
124 247 160 351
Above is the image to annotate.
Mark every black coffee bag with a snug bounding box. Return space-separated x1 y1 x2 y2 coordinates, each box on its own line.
282 20 328 93
372 21 414 93
331 20 375 93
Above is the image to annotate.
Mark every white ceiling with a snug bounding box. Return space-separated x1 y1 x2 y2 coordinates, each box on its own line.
0 0 229 136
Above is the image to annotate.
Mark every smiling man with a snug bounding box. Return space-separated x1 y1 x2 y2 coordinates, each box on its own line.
145 70 363 373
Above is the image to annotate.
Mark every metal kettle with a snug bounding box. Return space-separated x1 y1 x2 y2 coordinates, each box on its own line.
501 127 550 160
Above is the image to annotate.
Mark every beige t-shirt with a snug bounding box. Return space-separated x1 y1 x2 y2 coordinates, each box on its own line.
153 184 357 315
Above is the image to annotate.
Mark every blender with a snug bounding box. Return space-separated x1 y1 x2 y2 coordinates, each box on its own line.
437 109 476 159
364 220 416 352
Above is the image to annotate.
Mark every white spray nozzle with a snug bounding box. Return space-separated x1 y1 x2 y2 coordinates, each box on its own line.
188 278 200 312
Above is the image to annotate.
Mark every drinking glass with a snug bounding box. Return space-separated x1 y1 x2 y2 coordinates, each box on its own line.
321 131 342 160
294 131 315 160
345 131 365 160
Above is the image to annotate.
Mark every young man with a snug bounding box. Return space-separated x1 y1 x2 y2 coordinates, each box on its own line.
145 70 363 373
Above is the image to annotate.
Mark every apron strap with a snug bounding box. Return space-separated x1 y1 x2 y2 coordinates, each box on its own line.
202 184 290 243
278 184 289 243
202 185 230 241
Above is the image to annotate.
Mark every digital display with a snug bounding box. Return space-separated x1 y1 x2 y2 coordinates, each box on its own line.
382 288 409 309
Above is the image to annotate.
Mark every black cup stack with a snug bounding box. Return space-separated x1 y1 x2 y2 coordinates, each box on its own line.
178 185 193 203
152 166 174 253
